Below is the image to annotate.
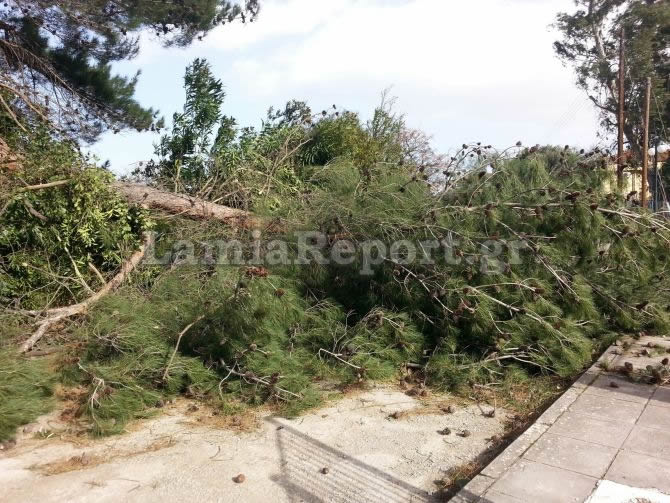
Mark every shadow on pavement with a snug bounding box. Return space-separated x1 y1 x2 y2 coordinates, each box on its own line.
267 416 445 503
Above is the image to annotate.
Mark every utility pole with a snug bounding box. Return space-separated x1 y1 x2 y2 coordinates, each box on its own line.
617 26 625 189
654 137 660 212
642 77 651 209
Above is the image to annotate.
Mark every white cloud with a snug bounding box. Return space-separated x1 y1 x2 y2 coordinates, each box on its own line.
219 0 569 89
202 0 350 51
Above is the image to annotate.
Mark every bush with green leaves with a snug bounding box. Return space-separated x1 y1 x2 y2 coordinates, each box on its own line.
139 61 427 214
0 129 149 309
151 58 233 190
138 60 310 211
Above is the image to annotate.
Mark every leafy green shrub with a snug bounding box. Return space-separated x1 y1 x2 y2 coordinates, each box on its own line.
0 129 149 309
139 61 421 215
300 111 367 166
152 58 229 190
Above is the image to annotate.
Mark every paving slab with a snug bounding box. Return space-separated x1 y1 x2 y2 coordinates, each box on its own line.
523 433 618 478
548 411 634 449
622 425 670 458
651 386 670 408
573 368 601 390
583 374 655 404
481 490 524 502
536 388 583 426
605 450 670 494
489 460 597 503
478 408 670 502
480 423 549 479
452 340 670 503
568 392 645 424
637 404 670 430
451 475 495 502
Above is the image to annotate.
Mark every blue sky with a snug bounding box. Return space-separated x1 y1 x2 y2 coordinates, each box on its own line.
89 0 602 176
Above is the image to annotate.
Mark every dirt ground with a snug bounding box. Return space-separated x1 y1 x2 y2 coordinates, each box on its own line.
0 385 509 503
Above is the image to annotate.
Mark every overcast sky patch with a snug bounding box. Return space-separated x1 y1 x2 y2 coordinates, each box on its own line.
90 0 601 175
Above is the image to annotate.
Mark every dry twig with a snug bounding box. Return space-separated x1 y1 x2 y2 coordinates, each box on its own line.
163 315 206 381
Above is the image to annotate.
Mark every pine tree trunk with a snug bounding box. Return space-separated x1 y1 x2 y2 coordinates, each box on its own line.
113 182 261 227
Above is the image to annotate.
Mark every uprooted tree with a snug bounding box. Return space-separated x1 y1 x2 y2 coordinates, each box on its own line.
3 40 670 439
38 142 670 436
3 86 670 437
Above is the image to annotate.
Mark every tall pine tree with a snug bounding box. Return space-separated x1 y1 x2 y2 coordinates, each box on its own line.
0 1 259 142
554 0 670 160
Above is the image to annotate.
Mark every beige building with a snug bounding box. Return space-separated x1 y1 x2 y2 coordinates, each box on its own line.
604 150 669 207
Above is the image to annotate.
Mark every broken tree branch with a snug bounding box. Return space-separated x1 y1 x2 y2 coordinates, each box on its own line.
219 360 302 401
0 179 71 219
163 315 205 381
87 262 106 285
0 92 27 132
20 233 151 353
318 348 363 370
23 199 47 222
17 179 71 192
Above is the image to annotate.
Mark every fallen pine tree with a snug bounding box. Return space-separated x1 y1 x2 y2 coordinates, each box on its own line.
32 146 668 436
291 147 670 387
3 128 670 438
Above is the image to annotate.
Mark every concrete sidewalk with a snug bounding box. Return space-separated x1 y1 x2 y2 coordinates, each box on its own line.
453 335 670 503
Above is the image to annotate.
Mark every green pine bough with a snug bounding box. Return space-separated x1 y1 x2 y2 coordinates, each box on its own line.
66 148 670 435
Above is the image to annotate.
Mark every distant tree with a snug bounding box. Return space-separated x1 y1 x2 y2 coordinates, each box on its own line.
554 0 669 160
153 58 234 189
267 99 312 127
0 1 259 142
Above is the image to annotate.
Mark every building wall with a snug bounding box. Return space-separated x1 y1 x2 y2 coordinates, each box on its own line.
604 153 668 205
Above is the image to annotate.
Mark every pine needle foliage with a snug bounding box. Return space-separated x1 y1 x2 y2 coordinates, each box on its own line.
0 347 54 441
296 148 670 389
73 264 423 434
68 147 670 434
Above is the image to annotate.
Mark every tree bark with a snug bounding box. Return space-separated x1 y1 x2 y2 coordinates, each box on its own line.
112 182 262 227
623 122 643 165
